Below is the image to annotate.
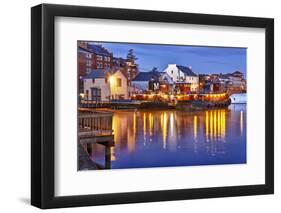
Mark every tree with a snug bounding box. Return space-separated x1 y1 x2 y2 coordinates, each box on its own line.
151 67 159 73
126 49 138 62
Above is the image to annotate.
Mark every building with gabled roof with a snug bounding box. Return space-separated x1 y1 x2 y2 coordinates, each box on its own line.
164 64 199 92
131 71 161 91
83 69 128 102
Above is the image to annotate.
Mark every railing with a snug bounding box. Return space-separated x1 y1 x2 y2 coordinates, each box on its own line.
79 111 113 137
78 110 114 169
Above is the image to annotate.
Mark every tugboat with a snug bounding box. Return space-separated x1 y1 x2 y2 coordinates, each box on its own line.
176 93 231 111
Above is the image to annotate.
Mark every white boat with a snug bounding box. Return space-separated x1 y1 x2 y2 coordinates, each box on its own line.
230 93 246 104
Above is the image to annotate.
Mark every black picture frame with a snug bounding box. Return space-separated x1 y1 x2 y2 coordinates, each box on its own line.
31 3 274 209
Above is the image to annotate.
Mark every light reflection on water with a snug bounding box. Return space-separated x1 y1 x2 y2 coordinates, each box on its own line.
90 104 246 169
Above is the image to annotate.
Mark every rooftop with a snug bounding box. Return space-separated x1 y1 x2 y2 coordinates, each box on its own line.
132 71 160 81
84 70 107 79
232 71 243 75
87 44 112 56
78 46 91 54
176 65 197 77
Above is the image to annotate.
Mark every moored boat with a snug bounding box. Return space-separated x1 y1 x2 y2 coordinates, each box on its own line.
230 93 246 104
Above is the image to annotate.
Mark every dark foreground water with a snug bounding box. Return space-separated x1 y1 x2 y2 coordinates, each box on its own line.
89 104 247 169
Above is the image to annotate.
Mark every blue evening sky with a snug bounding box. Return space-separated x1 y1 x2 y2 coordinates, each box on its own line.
91 42 247 76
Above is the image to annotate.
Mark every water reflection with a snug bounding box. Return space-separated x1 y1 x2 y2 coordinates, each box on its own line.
90 104 247 169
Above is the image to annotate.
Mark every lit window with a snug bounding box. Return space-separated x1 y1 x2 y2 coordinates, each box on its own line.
117 78 122 87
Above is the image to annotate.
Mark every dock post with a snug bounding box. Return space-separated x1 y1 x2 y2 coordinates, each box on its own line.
105 146 111 169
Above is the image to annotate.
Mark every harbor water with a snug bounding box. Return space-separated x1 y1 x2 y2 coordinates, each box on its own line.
89 104 247 169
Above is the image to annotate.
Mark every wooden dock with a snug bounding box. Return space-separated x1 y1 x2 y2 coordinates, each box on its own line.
78 110 114 170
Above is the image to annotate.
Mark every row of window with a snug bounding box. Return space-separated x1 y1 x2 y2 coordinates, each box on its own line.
85 53 111 62
104 56 111 62
174 76 196 81
96 55 111 62
170 70 196 81
90 78 122 87
96 62 111 69
86 67 91 73
86 60 91 66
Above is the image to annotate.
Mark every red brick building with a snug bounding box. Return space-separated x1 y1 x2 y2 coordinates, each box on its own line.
78 41 113 77
78 42 114 93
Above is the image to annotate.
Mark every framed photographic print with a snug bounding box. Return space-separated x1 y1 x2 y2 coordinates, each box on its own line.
31 3 274 209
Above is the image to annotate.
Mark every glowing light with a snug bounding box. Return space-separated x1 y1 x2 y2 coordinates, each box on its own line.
170 113 174 135
218 110 221 138
148 94 154 99
214 111 217 139
194 115 197 140
109 76 114 84
221 110 226 141
80 93 85 99
149 113 153 136
143 113 147 142
205 111 209 142
210 111 213 141
162 112 167 149
133 111 137 133
128 112 137 153
112 114 118 146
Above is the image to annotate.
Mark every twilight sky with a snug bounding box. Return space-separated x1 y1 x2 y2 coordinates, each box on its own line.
92 42 247 76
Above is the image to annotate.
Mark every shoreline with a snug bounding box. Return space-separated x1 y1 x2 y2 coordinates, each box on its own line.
79 99 234 112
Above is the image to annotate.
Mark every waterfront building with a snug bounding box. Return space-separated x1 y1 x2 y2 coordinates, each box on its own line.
226 71 246 93
78 42 114 95
199 71 246 94
86 43 113 70
158 72 174 93
113 56 139 84
83 70 110 102
78 46 92 94
109 69 129 100
131 71 161 92
199 74 210 93
164 64 199 93
83 69 128 102
78 41 113 74
78 46 92 77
